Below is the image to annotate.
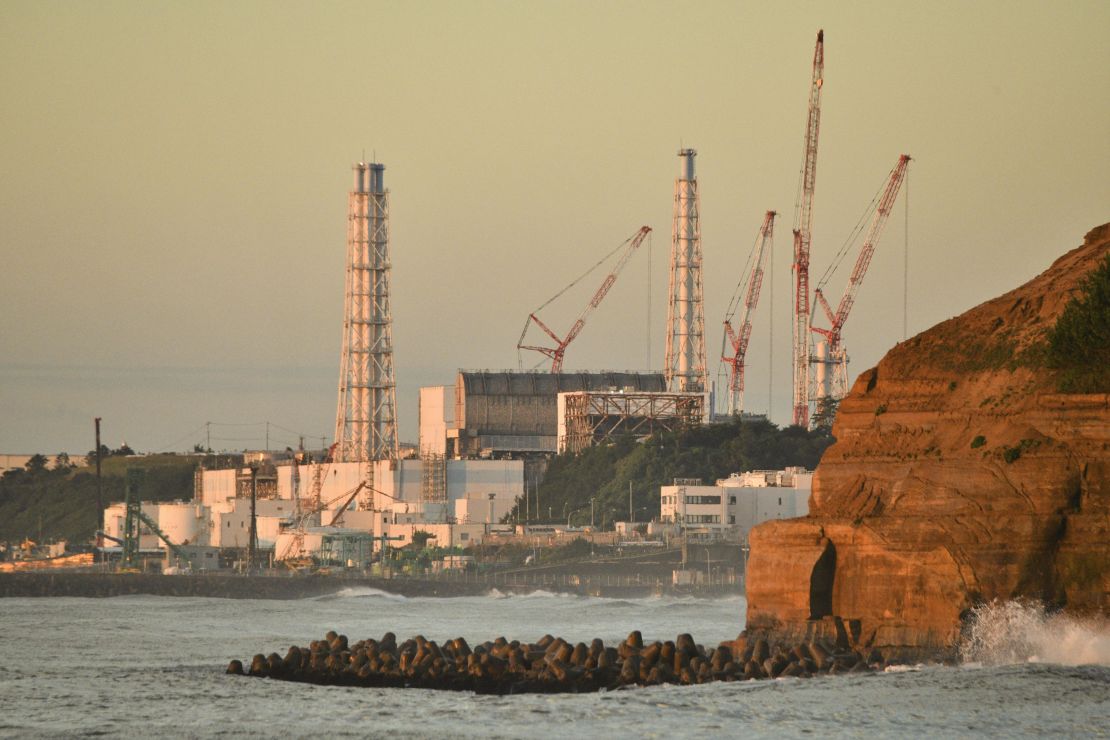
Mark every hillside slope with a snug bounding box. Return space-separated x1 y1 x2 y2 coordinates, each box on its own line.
745 223 1110 659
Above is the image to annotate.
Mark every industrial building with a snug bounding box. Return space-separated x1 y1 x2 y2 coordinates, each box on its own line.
419 371 667 459
659 467 812 542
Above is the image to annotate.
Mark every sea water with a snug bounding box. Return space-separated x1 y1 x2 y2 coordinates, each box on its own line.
0 592 1106 738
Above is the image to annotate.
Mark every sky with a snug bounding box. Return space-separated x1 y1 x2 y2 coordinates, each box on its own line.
1 0 1108 454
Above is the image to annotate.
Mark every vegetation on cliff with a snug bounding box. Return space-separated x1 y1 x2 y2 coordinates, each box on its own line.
1047 251 1110 393
0 454 197 544
512 418 833 528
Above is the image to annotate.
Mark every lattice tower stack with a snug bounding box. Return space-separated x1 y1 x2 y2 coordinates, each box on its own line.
334 162 399 464
664 149 708 393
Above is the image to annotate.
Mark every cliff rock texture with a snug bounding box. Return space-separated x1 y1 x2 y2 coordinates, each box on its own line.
745 224 1110 660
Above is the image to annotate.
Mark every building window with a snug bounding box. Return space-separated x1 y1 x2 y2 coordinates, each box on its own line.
460 533 469 541
729 496 736 504
778 497 782 506
685 495 721 505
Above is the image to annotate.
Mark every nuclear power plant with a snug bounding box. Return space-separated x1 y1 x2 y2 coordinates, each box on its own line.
102 29 912 570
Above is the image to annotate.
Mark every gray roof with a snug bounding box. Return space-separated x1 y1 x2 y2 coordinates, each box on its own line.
458 371 666 397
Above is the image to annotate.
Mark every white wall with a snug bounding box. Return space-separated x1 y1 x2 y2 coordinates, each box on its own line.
198 469 236 507
454 492 515 524
446 459 523 502
419 385 454 455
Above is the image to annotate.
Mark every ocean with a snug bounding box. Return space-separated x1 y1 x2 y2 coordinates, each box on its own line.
1 590 1106 738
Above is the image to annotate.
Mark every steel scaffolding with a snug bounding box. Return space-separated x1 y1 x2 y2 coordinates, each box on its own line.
560 391 705 454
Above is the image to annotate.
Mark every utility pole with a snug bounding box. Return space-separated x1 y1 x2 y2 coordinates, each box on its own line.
94 417 102 551
248 462 259 572
629 481 633 523
590 497 595 529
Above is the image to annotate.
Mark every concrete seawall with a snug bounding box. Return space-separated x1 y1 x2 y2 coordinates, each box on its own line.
0 572 741 600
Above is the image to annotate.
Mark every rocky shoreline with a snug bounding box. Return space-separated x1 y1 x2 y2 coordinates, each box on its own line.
229 628 912 695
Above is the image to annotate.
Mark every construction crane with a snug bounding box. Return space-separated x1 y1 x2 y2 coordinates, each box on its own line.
277 481 366 563
721 211 776 416
517 226 652 373
791 29 825 429
811 154 912 406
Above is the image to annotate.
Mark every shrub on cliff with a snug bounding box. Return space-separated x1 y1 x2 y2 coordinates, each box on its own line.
1047 252 1110 393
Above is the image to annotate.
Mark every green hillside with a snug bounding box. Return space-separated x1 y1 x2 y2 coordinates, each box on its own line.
514 418 833 528
0 453 200 545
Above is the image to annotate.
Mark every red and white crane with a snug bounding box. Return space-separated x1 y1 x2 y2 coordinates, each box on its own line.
518 226 652 373
811 154 911 404
722 211 776 416
791 29 825 429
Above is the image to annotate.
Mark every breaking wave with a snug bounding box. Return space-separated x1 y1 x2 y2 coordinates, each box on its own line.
323 587 408 601
960 600 1110 667
485 588 578 600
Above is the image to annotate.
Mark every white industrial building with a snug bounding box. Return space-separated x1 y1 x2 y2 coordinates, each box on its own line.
659 467 812 542
105 455 524 563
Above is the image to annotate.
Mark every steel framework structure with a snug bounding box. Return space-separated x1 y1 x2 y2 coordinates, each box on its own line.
334 162 399 464
722 211 776 416
561 391 705 454
791 30 825 429
664 149 708 394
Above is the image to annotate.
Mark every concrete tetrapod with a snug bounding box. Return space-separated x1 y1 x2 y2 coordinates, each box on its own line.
228 630 892 694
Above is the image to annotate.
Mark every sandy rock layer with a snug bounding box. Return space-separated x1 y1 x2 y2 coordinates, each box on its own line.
746 223 1110 660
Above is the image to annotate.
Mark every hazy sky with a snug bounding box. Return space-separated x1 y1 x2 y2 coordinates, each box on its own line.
2 0 1107 454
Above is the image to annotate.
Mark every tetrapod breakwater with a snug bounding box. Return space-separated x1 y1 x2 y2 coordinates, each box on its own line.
229 628 892 695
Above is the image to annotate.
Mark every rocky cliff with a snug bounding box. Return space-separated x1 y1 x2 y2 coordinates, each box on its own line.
745 224 1110 660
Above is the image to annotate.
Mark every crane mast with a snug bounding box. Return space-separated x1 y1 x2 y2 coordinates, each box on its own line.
518 226 652 373
812 154 911 403
722 211 776 416
791 29 825 428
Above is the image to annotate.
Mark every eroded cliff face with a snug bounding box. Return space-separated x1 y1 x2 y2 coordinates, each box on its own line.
745 224 1110 659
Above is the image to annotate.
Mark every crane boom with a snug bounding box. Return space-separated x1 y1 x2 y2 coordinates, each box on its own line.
812 154 911 354
518 226 652 373
791 29 825 429
722 211 776 415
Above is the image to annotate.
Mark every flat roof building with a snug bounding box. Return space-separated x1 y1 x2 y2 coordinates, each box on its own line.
660 467 812 542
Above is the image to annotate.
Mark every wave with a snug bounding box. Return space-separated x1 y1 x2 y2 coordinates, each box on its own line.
319 587 408 601
484 588 577 600
960 600 1110 667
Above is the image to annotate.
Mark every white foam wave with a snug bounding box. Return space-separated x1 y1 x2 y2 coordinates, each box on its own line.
484 588 575 600
327 587 408 600
960 600 1110 667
